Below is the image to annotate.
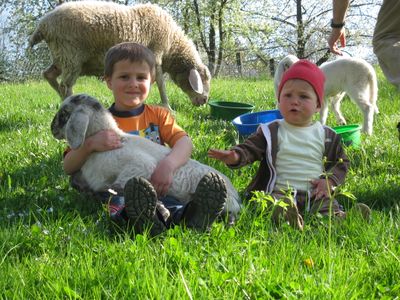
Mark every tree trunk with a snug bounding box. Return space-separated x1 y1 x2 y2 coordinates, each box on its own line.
236 51 243 77
296 0 305 58
269 58 275 77
214 0 228 77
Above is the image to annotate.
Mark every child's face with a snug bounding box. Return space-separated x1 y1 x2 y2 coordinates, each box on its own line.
106 59 152 111
278 79 320 127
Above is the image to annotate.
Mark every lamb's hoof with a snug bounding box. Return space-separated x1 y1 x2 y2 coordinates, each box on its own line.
124 177 166 236
353 203 372 222
183 172 227 231
218 211 237 227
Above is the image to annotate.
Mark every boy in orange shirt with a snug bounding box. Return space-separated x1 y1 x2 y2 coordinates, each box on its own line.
64 42 226 235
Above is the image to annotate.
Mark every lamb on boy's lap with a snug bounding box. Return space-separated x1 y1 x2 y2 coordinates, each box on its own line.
54 94 237 235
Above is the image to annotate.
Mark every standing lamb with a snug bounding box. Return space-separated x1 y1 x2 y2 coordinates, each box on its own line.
29 1 211 109
274 55 378 135
320 57 378 135
51 94 242 218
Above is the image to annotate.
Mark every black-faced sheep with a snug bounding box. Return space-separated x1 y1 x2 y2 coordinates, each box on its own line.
29 1 211 108
274 55 378 135
51 94 242 217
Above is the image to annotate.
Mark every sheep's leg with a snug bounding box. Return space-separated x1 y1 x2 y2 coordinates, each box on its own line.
354 98 374 135
319 100 329 125
156 64 172 110
43 64 62 97
362 105 374 135
331 92 346 125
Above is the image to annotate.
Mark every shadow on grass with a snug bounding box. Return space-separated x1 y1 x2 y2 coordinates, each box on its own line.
0 115 34 133
0 152 104 227
346 148 400 211
351 185 400 212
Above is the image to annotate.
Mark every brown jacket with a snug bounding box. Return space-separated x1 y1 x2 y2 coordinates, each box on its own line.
230 120 349 198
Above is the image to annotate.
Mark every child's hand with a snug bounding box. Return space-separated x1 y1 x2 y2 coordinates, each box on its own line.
86 130 122 152
310 178 334 200
150 158 174 197
208 149 240 165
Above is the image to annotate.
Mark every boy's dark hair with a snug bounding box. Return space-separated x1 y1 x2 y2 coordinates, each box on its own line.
104 42 156 80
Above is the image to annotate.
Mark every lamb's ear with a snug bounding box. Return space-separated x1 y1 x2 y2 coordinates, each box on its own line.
65 110 90 149
188 69 204 94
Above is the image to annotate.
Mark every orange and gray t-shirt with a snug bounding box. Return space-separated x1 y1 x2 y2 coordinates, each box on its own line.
109 103 187 147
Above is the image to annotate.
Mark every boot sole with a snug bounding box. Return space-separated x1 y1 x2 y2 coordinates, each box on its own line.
184 172 227 231
124 177 166 236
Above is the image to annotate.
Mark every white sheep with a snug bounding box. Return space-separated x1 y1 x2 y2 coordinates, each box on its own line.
51 94 242 217
29 1 210 109
274 55 378 135
320 57 378 135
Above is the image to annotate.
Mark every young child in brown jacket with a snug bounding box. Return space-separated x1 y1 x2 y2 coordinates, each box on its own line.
209 59 370 230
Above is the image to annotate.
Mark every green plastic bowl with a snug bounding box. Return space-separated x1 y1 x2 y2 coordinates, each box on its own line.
332 124 362 148
209 100 255 120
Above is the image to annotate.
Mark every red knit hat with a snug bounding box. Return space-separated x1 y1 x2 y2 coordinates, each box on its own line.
278 59 325 107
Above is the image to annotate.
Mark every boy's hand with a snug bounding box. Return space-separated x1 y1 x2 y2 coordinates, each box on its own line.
86 130 122 152
63 130 122 176
208 149 240 165
150 158 174 197
310 178 334 200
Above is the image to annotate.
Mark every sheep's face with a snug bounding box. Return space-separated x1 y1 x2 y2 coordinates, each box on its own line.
173 66 211 106
51 94 101 149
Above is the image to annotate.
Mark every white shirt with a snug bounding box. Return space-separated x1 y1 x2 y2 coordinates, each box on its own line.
275 120 325 191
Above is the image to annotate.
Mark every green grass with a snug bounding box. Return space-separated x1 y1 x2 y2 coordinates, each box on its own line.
0 73 399 298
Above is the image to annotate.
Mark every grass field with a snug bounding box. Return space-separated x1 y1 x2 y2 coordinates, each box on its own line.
0 73 399 298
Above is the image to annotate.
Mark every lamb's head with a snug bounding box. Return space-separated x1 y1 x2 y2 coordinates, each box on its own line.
274 54 300 97
282 55 299 70
173 65 211 106
51 94 109 149
276 55 299 79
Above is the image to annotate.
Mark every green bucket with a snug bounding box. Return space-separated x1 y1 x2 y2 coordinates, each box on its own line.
209 100 255 120
332 124 362 148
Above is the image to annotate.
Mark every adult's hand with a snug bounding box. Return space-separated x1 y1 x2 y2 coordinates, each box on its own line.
328 27 346 55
